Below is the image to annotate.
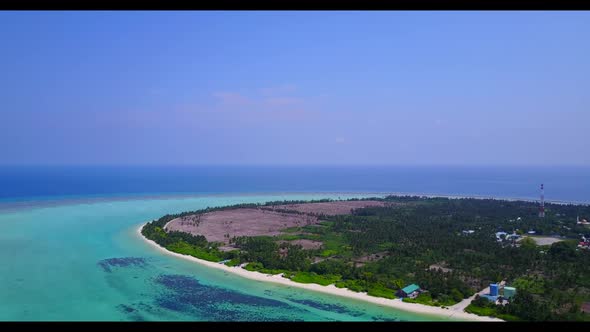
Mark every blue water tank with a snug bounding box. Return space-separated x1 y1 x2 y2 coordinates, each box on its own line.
490 283 499 296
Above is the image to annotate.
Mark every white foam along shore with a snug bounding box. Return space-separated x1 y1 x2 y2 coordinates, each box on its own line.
136 224 503 322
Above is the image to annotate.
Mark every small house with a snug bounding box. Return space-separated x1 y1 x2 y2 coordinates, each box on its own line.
396 284 421 298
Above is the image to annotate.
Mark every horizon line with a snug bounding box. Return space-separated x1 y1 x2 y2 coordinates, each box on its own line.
0 163 589 168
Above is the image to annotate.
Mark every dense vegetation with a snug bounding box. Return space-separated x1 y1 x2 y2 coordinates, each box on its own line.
142 196 590 321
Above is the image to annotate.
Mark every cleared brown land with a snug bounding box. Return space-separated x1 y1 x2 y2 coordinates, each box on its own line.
263 200 388 215
164 200 389 245
165 208 317 244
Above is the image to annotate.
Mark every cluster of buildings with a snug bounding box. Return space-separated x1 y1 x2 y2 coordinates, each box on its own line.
495 231 520 242
495 229 541 247
495 231 523 247
480 282 517 305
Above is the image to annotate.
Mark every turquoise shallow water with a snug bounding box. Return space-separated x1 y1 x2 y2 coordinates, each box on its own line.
0 193 457 321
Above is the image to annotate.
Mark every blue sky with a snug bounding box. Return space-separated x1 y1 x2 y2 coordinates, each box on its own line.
1 11 589 166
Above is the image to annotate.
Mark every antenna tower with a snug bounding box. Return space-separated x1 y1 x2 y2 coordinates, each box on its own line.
539 184 545 218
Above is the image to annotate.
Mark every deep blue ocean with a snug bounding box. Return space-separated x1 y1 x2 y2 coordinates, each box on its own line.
1 165 589 203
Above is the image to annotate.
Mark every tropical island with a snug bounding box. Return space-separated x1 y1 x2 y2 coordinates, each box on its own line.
140 195 590 321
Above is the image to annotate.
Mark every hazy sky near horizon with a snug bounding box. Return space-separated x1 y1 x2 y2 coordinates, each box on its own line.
1 11 589 166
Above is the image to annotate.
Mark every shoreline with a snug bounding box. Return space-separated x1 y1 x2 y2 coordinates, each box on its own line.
136 223 503 322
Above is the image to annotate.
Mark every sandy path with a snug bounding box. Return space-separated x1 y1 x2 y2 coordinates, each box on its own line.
136 223 503 321
450 286 490 312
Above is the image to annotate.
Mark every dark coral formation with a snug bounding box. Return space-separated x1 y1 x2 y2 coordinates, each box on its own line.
98 257 147 273
287 298 365 317
152 274 309 321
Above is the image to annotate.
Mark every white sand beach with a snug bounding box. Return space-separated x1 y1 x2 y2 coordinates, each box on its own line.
137 223 503 321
